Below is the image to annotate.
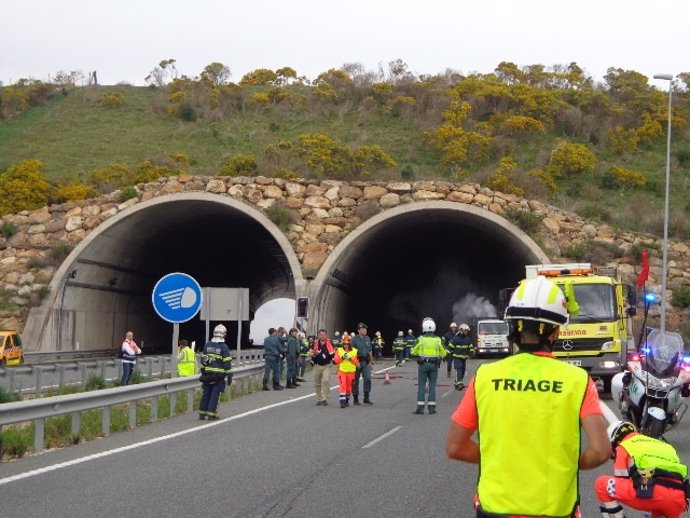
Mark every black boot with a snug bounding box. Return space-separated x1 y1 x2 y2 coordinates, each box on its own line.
262 382 270 391
353 395 360 405
363 393 373 405
340 397 346 408
292 379 300 387
273 383 284 391
286 380 295 389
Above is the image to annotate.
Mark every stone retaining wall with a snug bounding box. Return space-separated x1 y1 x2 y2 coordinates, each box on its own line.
1 176 689 332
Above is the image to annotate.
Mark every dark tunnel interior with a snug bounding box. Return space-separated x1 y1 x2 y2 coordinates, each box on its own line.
317 208 544 352
57 199 296 352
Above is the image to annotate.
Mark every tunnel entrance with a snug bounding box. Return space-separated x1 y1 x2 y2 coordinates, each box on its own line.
30 194 302 352
312 201 548 350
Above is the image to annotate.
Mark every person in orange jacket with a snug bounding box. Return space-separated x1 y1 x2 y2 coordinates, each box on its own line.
334 333 359 408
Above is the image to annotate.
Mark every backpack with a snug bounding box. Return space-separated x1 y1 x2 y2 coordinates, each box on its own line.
116 343 124 359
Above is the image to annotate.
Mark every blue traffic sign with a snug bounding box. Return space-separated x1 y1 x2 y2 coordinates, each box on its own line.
152 273 203 323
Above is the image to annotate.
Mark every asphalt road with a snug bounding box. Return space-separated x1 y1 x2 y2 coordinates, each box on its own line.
1 359 688 518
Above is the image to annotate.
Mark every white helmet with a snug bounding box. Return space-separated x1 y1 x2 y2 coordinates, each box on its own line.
422 318 436 333
398 330 404 337
375 331 381 337
505 276 569 326
459 323 470 331
213 324 227 338
408 329 413 334
607 420 636 448
450 322 458 328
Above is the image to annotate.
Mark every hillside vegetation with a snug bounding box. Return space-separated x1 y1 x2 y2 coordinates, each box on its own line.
1 61 690 239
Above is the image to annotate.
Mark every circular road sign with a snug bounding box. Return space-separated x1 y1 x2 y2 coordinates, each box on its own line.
152 273 203 324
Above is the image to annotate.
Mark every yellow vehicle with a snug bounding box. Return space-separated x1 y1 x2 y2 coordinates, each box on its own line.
505 263 636 393
0 330 25 366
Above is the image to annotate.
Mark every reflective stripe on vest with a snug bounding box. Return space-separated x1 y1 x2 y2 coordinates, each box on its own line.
620 434 688 479
177 347 196 377
336 347 359 373
474 353 588 517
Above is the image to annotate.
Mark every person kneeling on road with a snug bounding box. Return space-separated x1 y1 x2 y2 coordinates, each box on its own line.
334 333 359 408
411 317 447 415
199 324 233 420
595 420 689 518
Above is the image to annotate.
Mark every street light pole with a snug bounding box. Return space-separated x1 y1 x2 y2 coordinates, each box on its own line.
653 73 673 337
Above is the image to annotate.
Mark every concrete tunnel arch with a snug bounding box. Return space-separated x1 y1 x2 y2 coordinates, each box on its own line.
25 193 304 352
309 201 549 345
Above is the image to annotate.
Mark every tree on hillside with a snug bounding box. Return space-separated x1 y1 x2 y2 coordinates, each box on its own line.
388 58 414 84
240 68 277 86
275 67 298 86
145 59 178 87
201 62 231 86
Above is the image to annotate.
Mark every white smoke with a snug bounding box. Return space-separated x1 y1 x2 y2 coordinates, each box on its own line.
452 293 498 325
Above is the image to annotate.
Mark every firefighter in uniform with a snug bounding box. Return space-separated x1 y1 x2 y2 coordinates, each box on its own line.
404 329 416 362
443 322 459 378
177 339 196 377
199 324 233 420
410 317 447 415
595 420 689 518
373 331 384 360
446 276 610 517
393 331 406 366
449 323 473 390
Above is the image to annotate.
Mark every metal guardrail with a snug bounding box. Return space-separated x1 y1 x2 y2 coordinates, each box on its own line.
0 362 265 452
0 351 265 396
24 349 123 364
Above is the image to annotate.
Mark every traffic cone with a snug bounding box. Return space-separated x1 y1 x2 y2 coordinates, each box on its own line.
384 371 391 384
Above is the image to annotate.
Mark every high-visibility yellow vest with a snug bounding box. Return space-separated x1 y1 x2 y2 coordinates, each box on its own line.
474 353 588 517
336 347 359 373
620 434 688 479
410 334 446 358
177 347 196 377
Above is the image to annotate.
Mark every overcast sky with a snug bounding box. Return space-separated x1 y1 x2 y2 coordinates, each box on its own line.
1 0 687 87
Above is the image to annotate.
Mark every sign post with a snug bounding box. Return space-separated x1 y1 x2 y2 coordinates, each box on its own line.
152 273 203 377
199 287 249 357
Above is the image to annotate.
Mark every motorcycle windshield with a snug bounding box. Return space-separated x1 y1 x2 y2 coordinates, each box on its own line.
643 329 684 378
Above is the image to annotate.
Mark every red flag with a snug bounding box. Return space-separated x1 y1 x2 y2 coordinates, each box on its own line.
637 249 650 288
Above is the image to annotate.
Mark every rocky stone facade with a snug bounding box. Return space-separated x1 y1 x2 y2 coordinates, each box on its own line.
1 175 689 332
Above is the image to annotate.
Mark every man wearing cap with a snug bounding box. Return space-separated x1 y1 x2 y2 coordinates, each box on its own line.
352 322 374 405
285 328 301 389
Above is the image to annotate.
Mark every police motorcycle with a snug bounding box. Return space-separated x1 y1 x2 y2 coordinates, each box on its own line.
612 328 690 439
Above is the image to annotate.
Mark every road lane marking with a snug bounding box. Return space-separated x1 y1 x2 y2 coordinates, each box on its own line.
362 426 402 449
0 389 334 487
441 389 454 398
0 364 402 486
599 400 619 424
